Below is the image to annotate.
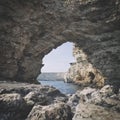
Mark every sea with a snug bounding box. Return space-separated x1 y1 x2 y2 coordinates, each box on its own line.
38 80 80 94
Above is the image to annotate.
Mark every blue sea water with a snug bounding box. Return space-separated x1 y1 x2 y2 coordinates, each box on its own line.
39 80 80 94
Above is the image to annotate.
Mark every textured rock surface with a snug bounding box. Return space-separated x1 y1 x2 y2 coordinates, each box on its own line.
0 81 120 120
67 85 120 120
0 93 31 120
26 103 72 120
73 103 120 120
0 0 120 88
65 45 105 87
67 85 120 114
0 81 66 120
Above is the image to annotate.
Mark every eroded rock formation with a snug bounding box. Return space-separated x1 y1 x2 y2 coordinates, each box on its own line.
65 44 105 87
0 81 67 120
68 85 120 120
0 81 120 120
0 0 120 87
27 103 72 120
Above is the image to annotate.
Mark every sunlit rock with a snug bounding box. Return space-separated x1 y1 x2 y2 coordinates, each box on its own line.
0 81 67 120
26 103 73 120
67 85 120 114
65 46 106 87
73 103 120 120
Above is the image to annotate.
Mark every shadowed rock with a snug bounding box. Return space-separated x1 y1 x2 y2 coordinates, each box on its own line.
0 0 119 88
0 81 67 120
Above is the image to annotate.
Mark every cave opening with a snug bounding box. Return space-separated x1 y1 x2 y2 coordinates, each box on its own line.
35 40 106 92
0 1 120 119
36 42 81 94
37 42 75 80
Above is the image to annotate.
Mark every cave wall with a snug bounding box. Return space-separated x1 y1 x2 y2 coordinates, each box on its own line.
0 0 120 86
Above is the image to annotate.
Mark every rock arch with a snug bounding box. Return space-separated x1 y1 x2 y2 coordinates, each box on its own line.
0 0 120 87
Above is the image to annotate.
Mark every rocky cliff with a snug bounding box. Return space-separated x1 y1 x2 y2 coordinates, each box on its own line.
65 44 105 87
0 0 120 88
37 72 65 81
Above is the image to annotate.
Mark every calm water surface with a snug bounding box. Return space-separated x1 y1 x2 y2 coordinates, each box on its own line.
39 80 80 94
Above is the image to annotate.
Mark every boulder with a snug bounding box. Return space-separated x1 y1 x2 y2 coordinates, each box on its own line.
0 82 67 120
99 85 114 96
68 85 120 114
24 91 48 105
26 103 73 120
67 94 80 113
73 103 120 120
0 93 32 120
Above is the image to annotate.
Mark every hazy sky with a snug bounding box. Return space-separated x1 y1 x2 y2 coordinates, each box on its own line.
41 42 75 72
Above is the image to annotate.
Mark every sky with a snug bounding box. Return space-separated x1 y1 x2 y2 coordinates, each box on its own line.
41 42 76 72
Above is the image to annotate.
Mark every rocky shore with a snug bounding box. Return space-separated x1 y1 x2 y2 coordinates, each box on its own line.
0 0 120 119
0 81 119 120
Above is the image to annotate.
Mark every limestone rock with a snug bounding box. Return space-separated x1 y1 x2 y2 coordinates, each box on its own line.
79 85 119 105
67 85 120 114
67 94 80 113
0 0 119 88
73 103 120 120
100 85 113 96
0 81 67 120
26 103 73 120
65 46 105 87
0 81 119 120
0 93 32 120
24 91 48 105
